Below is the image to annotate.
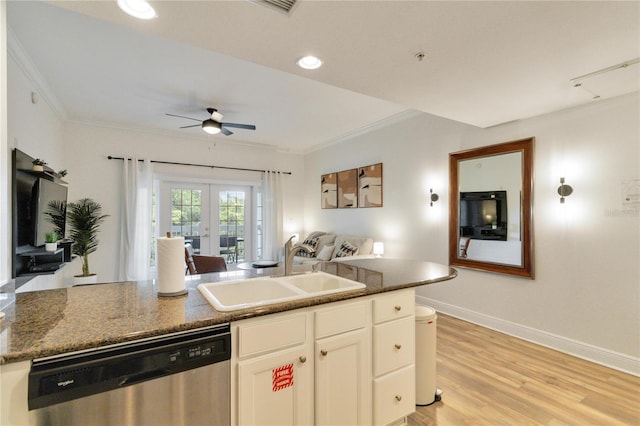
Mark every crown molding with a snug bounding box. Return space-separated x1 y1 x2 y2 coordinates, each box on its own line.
7 27 68 120
304 109 423 155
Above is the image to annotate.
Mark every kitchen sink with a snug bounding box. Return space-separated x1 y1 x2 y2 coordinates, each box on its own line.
198 272 366 312
281 272 366 295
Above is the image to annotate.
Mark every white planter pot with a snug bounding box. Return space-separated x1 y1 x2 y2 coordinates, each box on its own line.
45 242 58 252
73 274 98 285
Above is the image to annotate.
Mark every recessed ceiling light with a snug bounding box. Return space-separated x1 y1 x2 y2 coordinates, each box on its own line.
117 0 157 20
297 55 323 70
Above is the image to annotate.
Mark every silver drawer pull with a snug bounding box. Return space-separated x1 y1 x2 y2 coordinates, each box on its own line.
395 395 402 402
394 305 402 312
299 356 307 363
394 344 402 350
320 350 328 356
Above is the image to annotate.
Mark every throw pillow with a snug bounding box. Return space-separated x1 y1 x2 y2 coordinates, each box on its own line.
301 236 319 250
297 236 319 258
315 234 337 253
316 245 335 261
333 241 359 258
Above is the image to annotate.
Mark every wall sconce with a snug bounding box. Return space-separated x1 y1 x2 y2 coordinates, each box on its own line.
429 188 439 207
373 242 384 258
557 177 573 203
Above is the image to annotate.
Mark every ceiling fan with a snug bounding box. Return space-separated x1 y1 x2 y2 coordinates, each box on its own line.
166 108 256 136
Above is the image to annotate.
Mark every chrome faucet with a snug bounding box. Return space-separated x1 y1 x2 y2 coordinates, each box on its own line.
284 235 314 276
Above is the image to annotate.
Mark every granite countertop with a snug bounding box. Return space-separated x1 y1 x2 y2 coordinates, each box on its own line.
0 258 456 364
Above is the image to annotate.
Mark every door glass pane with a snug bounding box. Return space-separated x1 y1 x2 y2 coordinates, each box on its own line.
172 188 202 253
219 191 245 263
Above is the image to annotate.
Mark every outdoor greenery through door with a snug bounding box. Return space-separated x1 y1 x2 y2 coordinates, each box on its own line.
157 182 255 265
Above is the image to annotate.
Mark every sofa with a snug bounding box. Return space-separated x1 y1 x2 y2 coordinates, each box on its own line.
293 231 374 264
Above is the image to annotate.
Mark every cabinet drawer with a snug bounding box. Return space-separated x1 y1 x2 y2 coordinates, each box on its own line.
315 300 368 339
373 289 414 324
373 365 415 426
237 313 308 358
373 316 415 376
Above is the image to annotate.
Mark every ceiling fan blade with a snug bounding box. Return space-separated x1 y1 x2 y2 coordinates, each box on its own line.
221 127 233 136
221 122 256 130
179 124 201 129
166 113 202 122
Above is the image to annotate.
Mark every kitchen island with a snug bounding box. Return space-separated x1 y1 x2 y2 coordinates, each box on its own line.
0 258 455 363
0 258 456 425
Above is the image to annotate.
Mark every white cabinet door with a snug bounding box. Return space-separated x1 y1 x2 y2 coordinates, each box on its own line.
237 345 313 426
315 328 372 426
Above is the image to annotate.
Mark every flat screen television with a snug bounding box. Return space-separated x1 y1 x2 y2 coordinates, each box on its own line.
459 190 507 240
33 178 68 247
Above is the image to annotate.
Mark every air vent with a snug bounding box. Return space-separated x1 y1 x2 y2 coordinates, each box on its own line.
251 0 298 15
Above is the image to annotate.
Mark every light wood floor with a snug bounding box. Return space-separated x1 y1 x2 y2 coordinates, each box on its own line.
408 314 640 426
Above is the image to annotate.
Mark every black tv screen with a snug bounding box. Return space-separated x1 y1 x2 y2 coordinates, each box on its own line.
460 190 507 240
33 178 68 247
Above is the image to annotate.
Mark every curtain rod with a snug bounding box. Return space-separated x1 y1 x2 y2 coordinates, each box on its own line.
107 156 292 175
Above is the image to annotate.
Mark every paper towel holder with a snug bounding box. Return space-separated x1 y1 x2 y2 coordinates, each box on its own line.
157 231 189 298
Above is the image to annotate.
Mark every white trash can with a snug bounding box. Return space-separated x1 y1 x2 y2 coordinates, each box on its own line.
415 305 440 405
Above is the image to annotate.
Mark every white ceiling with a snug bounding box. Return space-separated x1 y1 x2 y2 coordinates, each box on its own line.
7 1 639 153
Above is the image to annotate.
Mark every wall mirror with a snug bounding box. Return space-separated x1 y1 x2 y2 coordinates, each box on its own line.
449 138 534 278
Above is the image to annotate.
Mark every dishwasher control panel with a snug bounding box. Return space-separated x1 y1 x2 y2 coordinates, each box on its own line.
170 339 223 364
28 324 231 411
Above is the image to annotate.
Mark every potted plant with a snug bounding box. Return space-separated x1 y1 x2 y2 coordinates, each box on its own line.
66 198 109 284
45 200 74 261
44 231 59 252
32 158 47 172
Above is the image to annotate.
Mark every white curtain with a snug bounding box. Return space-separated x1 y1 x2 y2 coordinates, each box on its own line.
262 171 284 261
119 158 153 281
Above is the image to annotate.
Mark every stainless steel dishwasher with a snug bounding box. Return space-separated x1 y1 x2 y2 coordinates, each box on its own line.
28 323 231 426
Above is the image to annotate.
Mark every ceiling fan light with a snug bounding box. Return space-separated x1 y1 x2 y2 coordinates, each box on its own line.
202 119 221 134
117 0 157 20
297 55 322 70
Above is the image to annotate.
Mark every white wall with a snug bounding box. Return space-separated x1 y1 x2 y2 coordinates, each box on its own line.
62 122 305 282
304 93 640 373
4 51 66 283
1 2 8 283
7 54 66 171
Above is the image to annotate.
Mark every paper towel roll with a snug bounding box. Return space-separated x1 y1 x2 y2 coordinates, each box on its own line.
157 236 187 296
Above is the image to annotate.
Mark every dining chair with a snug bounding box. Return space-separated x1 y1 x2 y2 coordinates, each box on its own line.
185 243 227 274
219 235 237 263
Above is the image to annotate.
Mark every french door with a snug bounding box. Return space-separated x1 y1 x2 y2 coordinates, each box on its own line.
158 182 253 263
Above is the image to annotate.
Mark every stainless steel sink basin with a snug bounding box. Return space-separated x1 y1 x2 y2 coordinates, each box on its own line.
198 272 365 312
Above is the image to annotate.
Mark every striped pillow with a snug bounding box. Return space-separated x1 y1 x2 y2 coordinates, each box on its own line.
334 241 359 258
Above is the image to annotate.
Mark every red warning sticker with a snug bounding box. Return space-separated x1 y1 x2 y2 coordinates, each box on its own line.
272 363 294 392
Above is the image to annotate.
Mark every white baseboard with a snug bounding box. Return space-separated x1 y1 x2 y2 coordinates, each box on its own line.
416 295 640 377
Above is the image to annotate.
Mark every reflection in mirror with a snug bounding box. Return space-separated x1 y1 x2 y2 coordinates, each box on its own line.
449 138 534 278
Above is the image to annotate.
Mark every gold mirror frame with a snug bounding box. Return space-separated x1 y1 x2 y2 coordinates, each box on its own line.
449 138 534 278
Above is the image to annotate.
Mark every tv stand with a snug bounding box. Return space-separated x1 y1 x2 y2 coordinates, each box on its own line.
18 248 64 275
